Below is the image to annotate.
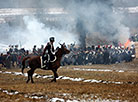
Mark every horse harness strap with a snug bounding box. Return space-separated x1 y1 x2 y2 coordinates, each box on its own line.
40 56 43 68
40 56 57 68
50 56 57 62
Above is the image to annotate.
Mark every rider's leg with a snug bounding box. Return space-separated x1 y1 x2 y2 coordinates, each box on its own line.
42 54 47 67
42 54 49 69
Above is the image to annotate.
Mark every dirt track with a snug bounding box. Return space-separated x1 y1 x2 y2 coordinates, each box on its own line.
0 60 138 102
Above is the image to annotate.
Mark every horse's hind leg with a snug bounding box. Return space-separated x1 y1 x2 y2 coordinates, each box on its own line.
30 69 35 83
26 69 34 83
26 70 30 83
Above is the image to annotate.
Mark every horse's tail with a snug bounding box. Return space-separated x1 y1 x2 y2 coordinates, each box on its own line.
22 56 30 74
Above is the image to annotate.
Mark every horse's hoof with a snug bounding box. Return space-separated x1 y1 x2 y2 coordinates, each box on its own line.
51 79 56 82
26 80 29 83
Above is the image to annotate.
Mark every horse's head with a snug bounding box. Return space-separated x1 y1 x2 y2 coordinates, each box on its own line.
57 43 70 55
60 44 70 54
55 43 70 58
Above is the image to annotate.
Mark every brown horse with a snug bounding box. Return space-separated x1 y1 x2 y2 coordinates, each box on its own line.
22 44 70 83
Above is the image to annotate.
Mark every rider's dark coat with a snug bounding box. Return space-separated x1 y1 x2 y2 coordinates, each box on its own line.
43 42 55 61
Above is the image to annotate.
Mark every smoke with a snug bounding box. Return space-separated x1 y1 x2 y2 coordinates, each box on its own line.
14 16 78 50
112 0 138 7
0 0 132 51
26 16 79 48
0 16 78 51
62 0 130 45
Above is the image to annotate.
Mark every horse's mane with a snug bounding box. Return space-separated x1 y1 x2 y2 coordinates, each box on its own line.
55 47 62 56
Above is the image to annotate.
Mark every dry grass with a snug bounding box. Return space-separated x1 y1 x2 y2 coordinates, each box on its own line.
0 60 138 101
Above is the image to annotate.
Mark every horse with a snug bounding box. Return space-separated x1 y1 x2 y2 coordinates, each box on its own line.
1 54 12 68
22 44 70 83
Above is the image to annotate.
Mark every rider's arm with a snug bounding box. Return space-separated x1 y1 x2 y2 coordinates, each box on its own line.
42 43 50 56
42 44 48 56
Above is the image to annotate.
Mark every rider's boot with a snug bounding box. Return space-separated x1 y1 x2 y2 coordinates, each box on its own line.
42 61 49 70
45 61 49 69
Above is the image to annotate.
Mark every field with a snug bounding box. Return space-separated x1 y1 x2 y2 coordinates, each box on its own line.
0 60 138 102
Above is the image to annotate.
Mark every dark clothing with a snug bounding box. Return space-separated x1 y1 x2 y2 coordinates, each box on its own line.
42 42 55 69
0 56 3 64
5 54 11 69
33 48 38 55
43 42 54 55
43 42 55 61
103 50 110 64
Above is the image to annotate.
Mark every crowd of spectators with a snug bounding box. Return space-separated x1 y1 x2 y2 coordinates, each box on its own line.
130 33 138 42
0 45 44 68
62 44 135 65
0 39 136 69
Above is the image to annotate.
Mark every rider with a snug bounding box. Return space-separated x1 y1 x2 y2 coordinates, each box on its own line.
42 37 55 69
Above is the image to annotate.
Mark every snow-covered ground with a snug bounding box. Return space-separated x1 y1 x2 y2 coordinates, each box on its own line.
0 88 124 102
72 68 125 73
0 71 127 85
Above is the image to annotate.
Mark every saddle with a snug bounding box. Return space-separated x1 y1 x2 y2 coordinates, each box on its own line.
41 54 56 69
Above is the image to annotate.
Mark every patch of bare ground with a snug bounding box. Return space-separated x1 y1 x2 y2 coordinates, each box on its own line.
0 60 138 101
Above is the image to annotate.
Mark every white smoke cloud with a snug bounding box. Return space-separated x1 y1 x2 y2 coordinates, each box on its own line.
17 16 78 50
0 0 132 52
63 0 130 45
0 15 78 52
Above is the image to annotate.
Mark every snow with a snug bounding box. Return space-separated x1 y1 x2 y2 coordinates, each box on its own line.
3 71 12 74
57 76 84 81
73 68 124 73
29 96 44 99
2 89 19 95
0 71 125 85
83 79 102 83
0 87 126 102
50 98 65 102
117 70 124 73
13 72 22 75
66 100 79 102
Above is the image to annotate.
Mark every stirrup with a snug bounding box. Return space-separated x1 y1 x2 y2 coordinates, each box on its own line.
42 66 49 70
41 65 46 68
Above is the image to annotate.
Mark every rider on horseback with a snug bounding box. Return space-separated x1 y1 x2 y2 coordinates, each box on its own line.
42 37 56 69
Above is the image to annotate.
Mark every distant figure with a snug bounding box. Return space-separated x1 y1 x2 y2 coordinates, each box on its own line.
70 42 75 51
9 45 14 53
38 45 44 56
33 45 38 55
6 52 11 69
42 37 56 69
103 48 110 64
0 53 4 67
14 45 19 54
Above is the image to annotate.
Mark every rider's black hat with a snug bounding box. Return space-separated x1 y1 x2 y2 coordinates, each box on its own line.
49 37 55 42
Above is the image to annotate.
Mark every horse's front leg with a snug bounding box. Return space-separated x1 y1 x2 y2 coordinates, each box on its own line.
51 69 58 82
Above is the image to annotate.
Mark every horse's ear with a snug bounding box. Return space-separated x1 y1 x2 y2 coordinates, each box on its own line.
63 43 66 47
56 47 59 50
59 42 62 46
